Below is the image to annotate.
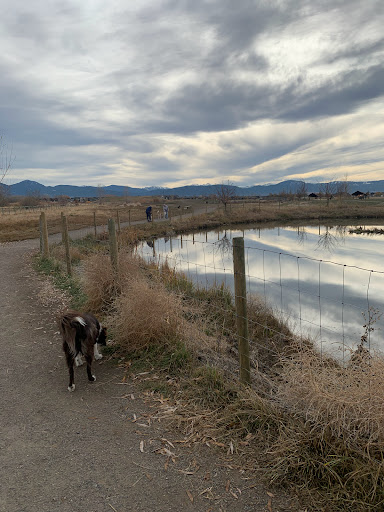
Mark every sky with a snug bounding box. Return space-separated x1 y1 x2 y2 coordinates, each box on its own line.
1 0 383 189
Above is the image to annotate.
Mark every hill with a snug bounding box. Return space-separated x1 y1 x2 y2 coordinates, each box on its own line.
5 179 384 198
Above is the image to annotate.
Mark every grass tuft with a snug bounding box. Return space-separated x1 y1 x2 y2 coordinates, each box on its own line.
34 256 87 310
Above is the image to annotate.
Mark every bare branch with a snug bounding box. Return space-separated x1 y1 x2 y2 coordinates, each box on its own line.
0 136 15 184
216 181 237 210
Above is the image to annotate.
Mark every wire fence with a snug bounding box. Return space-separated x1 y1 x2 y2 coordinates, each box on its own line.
41 212 384 386
38 211 384 510
0 203 65 214
135 233 384 366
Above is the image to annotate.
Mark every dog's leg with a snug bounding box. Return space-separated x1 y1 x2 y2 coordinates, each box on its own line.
94 343 103 360
65 351 76 392
84 354 96 382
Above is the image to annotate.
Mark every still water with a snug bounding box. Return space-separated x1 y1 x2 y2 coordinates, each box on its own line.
138 223 384 360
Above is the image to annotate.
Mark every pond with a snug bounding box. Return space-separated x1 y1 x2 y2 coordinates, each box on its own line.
137 222 384 360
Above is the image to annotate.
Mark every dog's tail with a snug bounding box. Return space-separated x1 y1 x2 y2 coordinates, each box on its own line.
59 314 86 356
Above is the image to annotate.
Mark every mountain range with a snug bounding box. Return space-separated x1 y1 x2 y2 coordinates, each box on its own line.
3 179 384 198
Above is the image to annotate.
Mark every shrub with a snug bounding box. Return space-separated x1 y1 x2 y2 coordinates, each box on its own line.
110 274 186 351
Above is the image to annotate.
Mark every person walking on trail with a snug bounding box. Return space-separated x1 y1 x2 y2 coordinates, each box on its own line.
146 206 152 222
163 204 169 219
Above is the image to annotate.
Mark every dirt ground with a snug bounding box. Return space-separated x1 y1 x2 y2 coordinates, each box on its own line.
0 233 301 511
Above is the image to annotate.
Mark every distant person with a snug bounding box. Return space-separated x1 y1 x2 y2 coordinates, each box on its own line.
146 205 152 222
163 204 169 219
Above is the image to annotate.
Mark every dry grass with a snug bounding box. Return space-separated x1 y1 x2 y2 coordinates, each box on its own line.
110 276 187 351
0 202 148 242
40 232 384 510
81 252 145 313
277 346 384 449
149 341 384 510
113 254 384 510
81 253 118 313
50 243 87 264
80 251 192 351
259 346 384 509
4 196 384 244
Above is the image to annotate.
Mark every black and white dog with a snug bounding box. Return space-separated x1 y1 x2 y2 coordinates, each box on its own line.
58 312 107 392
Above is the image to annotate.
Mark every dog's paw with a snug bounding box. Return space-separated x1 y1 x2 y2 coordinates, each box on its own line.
94 353 103 360
91 375 96 381
68 384 76 392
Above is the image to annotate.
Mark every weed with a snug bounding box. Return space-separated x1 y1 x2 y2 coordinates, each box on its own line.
34 255 87 309
121 341 193 377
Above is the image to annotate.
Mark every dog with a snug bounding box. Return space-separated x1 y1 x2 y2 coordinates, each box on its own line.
58 311 107 392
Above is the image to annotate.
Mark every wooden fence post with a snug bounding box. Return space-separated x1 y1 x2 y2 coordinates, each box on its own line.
61 213 72 276
93 211 97 238
39 214 43 253
40 211 50 258
108 218 118 272
232 237 251 385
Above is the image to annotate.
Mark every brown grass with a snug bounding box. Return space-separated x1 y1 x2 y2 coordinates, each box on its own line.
111 254 384 510
38 222 384 510
80 251 191 351
110 276 187 351
4 196 384 243
0 202 148 242
81 252 145 313
258 346 384 509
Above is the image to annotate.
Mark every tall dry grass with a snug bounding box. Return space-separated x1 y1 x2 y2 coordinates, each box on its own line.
110 277 187 350
49 239 384 510
81 251 192 352
81 252 144 313
116 255 384 509
260 346 384 509
0 203 147 242
5 196 384 243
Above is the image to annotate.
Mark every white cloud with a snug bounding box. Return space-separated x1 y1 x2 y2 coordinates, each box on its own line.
1 0 383 187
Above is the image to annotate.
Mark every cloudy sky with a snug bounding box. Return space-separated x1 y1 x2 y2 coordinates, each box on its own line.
1 0 383 188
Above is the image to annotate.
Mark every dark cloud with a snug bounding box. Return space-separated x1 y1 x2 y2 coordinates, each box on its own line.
0 0 383 185
281 65 384 121
139 60 383 135
321 38 384 66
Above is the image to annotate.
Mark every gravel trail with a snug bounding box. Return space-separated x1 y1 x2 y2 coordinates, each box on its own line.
0 235 297 512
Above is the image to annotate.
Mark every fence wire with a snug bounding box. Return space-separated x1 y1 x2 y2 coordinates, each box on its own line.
44 216 384 386
135 234 384 368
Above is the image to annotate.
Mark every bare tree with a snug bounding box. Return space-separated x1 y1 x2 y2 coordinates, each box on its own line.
0 136 14 184
216 181 237 211
21 188 43 207
124 186 130 204
319 180 337 206
335 173 350 199
0 183 10 206
0 136 14 206
296 181 308 201
97 184 105 204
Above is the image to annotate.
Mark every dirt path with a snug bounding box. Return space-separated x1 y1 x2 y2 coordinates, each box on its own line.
0 236 298 512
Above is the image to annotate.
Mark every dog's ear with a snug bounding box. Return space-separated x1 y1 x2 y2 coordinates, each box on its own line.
98 327 107 345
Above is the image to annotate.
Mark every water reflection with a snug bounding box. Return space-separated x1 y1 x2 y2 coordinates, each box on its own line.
137 223 384 359
214 230 232 256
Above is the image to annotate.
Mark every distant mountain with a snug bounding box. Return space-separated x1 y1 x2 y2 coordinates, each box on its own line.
5 179 384 198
